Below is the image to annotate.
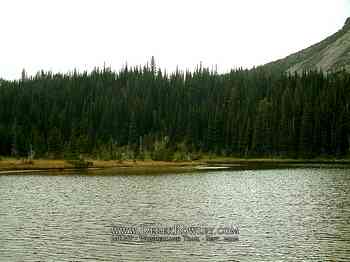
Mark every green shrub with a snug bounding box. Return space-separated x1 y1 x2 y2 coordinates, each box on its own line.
151 148 174 161
151 136 174 161
173 151 188 161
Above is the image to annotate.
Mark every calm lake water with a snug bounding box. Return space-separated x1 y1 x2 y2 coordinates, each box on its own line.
1 168 350 261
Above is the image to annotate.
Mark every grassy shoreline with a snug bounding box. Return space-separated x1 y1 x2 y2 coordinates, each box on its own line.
1 157 350 175
0 159 202 174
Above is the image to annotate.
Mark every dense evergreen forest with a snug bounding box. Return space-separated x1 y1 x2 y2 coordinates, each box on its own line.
0 59 349 160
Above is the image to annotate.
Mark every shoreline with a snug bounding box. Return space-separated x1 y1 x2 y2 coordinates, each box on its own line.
1 158 350 175
0 159 202 175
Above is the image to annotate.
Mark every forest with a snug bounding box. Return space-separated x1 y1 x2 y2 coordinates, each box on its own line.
0 58 349 160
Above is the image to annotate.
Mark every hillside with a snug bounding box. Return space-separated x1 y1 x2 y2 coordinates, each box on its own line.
263 18 350 74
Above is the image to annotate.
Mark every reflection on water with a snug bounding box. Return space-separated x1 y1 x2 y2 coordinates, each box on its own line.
0 169 349 261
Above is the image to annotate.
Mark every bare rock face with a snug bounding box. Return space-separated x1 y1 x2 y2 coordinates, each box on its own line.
344 17 350 27
263 18 350 74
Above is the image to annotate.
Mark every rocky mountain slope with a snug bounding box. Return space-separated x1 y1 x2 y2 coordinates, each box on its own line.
263 18 350 74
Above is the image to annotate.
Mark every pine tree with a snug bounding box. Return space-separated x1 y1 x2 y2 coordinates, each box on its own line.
299 103 313 158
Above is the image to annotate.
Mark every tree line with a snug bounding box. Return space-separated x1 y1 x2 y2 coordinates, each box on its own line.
0 59 349 160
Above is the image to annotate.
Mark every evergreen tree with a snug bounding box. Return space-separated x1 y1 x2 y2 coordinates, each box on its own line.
0 65 348 159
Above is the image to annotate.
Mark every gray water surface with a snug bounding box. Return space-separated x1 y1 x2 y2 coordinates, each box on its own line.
1 168 350 261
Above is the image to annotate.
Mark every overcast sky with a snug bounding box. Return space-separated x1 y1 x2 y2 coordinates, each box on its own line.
1 0 349 79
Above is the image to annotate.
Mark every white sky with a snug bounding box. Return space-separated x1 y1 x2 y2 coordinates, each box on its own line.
1 0 349 79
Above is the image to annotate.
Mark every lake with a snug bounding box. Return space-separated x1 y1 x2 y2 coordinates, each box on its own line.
1 168 349 261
